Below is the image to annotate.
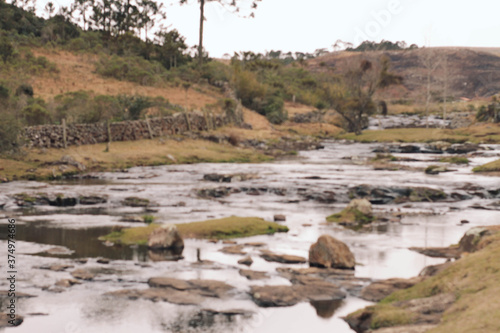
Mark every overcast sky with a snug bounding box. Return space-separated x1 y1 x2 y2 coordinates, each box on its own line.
34 0 500 57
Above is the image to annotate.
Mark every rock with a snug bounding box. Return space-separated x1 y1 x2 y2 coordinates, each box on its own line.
105 288 204 305
121 196 150 207
238 256 253 266
60 155 86 171
425 165 453 175
197 187 231 199
243 242 266 247
219 245 246 255
445 143 479 154
309 235 355 269
203 173 258 183
395 293 456 316
418 262 452 277
249 285 303 307
273 214 286 222
148 224 184 251
360 277 423 302
222 240 237 245
260 250 307 264
458 226 500 252
0 313 23 327
347 198 373 216
348 185 447 204
249 278 345 308
38 264 74 271
96 258 110 264
71 269 96 281
55 279 82 288
239 269 268 280
79 196 107 205
409 246 461 259
148 277 191 290
148 277 234 298
42 246 74 256
347 293 456 333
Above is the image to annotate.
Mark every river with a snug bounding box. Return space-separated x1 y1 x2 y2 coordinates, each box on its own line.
1 141 499 333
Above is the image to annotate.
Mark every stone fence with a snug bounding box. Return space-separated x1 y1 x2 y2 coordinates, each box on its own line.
24 111 228 148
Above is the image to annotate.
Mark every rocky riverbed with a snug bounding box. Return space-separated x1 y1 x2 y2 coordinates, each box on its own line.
0 141 499 332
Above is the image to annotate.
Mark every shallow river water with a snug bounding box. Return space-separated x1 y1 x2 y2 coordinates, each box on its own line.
1 141 499 333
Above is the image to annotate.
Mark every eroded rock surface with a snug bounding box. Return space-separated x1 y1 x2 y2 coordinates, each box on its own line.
309 235 355 269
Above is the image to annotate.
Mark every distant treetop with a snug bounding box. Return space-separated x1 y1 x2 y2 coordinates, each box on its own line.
347 40 418 52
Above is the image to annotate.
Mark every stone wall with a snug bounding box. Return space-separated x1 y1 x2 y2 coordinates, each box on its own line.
24 111 228 148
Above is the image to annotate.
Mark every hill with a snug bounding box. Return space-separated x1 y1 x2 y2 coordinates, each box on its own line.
307 47 500 100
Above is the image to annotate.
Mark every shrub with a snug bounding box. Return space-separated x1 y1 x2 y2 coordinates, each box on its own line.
96 55 167 86
53 90 91 123
0 111 20 153
15 83 34 97
0 84 9 100
117 95 154 120
200 61 231 85
0 35 13 63
21 100 51 126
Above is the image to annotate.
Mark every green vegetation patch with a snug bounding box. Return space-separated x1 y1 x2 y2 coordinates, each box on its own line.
327 208 374 231
473 159 500 173
100 216 289 245
440 156 469 165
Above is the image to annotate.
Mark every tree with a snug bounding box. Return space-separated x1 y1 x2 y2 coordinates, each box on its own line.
420 48 440 128
155 28 188 68
44 1 56 18
137 0 164 41
323 56 402 134
0 35 13 63
179 0 261 67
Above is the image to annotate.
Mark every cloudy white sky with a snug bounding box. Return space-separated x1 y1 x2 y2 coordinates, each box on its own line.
34 0 500 57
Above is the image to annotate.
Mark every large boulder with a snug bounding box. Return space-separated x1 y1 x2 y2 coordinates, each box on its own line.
347 198 373 216
148 224 184 251
309 235 355 269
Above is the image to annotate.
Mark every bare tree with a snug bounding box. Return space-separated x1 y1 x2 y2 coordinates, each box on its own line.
420 48 441 128
179 0 261 67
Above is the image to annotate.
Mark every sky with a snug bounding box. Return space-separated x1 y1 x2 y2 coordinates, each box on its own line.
33 0 500 58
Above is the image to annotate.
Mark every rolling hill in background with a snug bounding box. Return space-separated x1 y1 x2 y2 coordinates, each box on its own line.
307 47 500 101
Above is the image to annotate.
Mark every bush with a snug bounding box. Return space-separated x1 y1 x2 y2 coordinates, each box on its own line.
117 95 154 120
0 35 13 63
0 111 20 153
53 90 91 123
0 84 9 100
21 100 51 126
200 61 231 85
15 83 34 97
96 55 167 86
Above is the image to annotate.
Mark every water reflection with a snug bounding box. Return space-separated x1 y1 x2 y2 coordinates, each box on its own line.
0 222 149 261
310 299 344 318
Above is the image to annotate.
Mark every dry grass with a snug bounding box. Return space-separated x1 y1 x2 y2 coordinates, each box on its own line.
374 232 500 333
30 49 221 110
473 159 500 173
339 123 500 144
0 138 270 181
284 102 315 117
277 122 343 137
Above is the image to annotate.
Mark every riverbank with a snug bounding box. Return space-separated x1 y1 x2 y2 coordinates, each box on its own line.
346 226 500 333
